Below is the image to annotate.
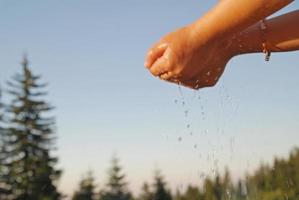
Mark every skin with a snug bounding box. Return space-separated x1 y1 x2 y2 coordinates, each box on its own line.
145 0 298 89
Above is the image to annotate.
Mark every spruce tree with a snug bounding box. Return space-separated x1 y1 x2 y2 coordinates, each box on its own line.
138 182 153 200
0 87 11 199
152 171 172 200
4 56 61 200
72 171 97 200
202 178 216 200
99 156 132 200
183 185 202 200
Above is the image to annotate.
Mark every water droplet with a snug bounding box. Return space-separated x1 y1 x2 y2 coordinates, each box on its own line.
182 101 185 106
186 124 190 129
194 144 197 148
212 168 217 176
206 71 211 76
226 189 231 198
174 99 178 104
199 172 206 180
178 137 182 142
184 110 189 117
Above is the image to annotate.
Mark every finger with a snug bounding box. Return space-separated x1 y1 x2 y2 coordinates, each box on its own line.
145 43 168 69
159 72 173 80
149 54 169 77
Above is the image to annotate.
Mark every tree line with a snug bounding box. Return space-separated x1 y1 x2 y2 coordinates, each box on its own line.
72 147 299 200
0 58 299 200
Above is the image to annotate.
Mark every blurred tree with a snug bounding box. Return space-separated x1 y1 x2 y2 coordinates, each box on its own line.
138 182 153 200
99 156 132 200
183 185 202 200
0 88 11 199
3 56 61 200
202 178 216 200
152 170 172 200
173 189 185 200
213 175 223 200
234 181 247 200
222 169 233 200
72 171 97 200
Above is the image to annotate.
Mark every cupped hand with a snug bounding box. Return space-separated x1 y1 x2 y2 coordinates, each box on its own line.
145 24 234 89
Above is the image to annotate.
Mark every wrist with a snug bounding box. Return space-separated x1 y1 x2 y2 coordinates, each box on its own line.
229 23 264 56
188 20 218 50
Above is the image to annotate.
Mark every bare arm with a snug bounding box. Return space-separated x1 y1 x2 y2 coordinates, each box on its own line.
230 10 299 55
191 0 294 45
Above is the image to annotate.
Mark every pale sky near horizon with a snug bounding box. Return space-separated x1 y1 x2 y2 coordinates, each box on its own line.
0 0 299 198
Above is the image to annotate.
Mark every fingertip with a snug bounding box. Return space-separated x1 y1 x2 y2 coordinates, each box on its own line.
157 43 168 50
145 43 168 69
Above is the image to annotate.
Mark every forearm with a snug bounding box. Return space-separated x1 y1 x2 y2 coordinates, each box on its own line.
191 0 293 44
231 10 299 55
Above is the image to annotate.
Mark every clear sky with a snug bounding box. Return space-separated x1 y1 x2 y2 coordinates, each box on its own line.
0 0 299 198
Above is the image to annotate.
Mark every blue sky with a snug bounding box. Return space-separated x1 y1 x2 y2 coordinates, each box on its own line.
0 0 299 197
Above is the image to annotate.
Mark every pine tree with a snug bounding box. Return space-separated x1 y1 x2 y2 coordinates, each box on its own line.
203 178 217 200
0 87 11 199
152 171 172 200
138 182 153 200
72 171 96 200
4 56 61 200
222 169 233 200
99 156 132 200
183 185 202 200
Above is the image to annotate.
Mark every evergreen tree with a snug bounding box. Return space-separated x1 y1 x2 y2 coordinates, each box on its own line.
234 181 248 200
4 56 61 200
222 169 233 200
203 178 217 200
0 87 11 199
72 171 97 200
99 156 132 200
213 175 223 200
152 171 172 200
173 189 185 200
138 182 153 200
183 185 202 200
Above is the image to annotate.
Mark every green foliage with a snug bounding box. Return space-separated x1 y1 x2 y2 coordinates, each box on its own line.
0 87 11 199
183 185 202 200
72 171 97 200
138 182 153 200
245 148 299 200
152 171 172 200
1 57 61 200
99 156 132 200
